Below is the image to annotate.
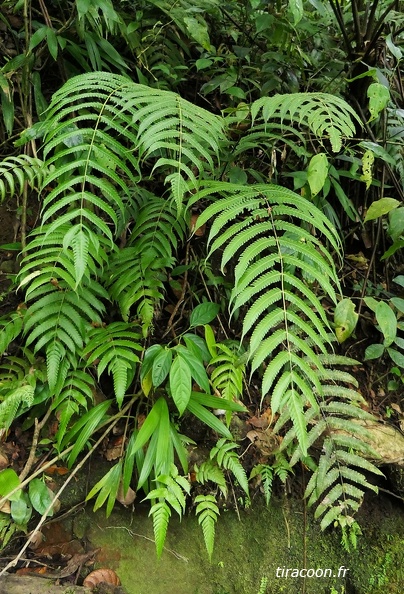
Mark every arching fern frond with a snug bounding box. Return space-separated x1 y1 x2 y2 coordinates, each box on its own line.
0 155 47 201
210 438 249 495
196 181 341 455
250 93 361 153
0 311 25 356
41 71 225 219
144 465 191 558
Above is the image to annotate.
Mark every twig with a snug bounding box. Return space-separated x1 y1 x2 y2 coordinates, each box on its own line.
0 395 138 576
19 407 53 482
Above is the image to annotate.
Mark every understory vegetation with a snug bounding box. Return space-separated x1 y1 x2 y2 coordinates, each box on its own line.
0 0 403 562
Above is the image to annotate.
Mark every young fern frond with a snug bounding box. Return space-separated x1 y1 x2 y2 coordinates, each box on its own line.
0 155 47 201
0 385 35 430
195 494 220 560
196 181 341 455
83 322 142 407
52 368 96 447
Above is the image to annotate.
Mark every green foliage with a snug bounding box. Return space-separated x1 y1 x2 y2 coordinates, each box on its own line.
195 494 220 561
144 465 191 558
0 156 47 201
0 17 390 555
196 181 341 456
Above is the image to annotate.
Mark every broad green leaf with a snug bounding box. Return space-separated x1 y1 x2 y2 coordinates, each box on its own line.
46 28 58 61
364 343 384 360
289 0 303 24
381 240 404 261
391 297 404 314
204 324 217 358
364 296 379 313
29 479 53 516
176 346 210 393
0 468 21 501
388 207 404 242
191 392 247 412
170 355 192 415
307 153 328 197
387 348 404 368
152 348 172 387
132 397 166 452
186 397 232 439
183 17 211 51
364 198 400 222
334 299 358 343
375 301 397 347
11 495 32 525
190 302 220 327
359 141 396 167
367 83 390 122
393 275 404 288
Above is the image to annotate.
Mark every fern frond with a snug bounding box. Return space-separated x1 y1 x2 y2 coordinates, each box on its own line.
83 323 142 407
0 311 25 356
210 438 249 495
41 71 225 220
0 155 47 201
0 384 34 430
148 500 171 558
210 342 245 425
105 195 186 331
195 494 220 560
194 460 227 498
145 465 190 558
196 181 341 455
250 93 361 152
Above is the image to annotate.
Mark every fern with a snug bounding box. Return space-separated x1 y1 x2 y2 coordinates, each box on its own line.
196 181 341 455
0 155 47 201
105 194 186 332
210 341 246 425
250 464 274 506
144 465 191 558
195 459 227 498
0 311 25 356
275 358 383 534
250 93 361 153
0 384 35 430
195 494 220 560
83 322 142 407
210 438 249 495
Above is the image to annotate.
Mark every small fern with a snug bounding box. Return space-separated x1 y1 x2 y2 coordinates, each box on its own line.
144 465 191 558
195 459 227 498
83 322 142 407
210 438 249 495
195 494 220 560
210 341 246 425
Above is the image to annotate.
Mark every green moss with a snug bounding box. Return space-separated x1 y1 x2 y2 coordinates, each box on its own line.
71 493 404 594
